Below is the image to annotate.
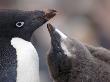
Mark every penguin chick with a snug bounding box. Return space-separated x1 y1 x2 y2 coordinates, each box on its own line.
0 9 56 82
47 24 110 82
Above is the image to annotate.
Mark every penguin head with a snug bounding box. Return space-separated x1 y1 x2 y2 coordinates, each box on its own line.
47 23 80 58
47 24 74 82
47 23 69 53
0 9 56 41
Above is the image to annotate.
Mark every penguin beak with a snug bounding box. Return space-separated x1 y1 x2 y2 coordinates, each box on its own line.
47 23 55 34
44 9 57 20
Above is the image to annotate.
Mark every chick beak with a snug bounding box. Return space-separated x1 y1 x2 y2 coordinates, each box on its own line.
44 9 57 20
47 23 55 36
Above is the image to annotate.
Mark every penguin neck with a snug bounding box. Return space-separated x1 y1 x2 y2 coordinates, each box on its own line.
0 37 31 47
0 37 11 46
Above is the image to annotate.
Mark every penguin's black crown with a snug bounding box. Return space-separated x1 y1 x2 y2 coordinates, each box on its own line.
0 9 56 41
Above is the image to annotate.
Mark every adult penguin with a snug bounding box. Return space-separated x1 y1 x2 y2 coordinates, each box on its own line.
0 9 56 82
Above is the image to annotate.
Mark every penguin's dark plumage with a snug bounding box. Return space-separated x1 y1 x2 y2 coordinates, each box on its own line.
0 10 56 82
47 24 110 82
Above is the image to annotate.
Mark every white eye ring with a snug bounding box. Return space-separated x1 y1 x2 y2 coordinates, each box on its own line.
16 22 24 28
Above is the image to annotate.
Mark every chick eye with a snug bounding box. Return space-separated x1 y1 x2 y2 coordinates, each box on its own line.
16 22 24 28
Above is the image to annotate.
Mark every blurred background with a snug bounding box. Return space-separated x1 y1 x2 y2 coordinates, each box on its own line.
1 0 110 82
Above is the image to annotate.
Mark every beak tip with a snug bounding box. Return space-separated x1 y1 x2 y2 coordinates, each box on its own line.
44 9 57 20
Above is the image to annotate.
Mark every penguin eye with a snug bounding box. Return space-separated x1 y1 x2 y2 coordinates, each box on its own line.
16 22 24 28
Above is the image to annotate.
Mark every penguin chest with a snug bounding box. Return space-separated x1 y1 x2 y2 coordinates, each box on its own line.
11 37 39 82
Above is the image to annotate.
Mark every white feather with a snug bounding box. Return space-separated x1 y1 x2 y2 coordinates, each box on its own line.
11 37 39 82
55 29 67 39
61 42 76 58
61 42 72 57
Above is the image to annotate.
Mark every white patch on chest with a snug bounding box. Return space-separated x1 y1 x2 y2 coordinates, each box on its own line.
11 37 39 82
55 29 67 39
